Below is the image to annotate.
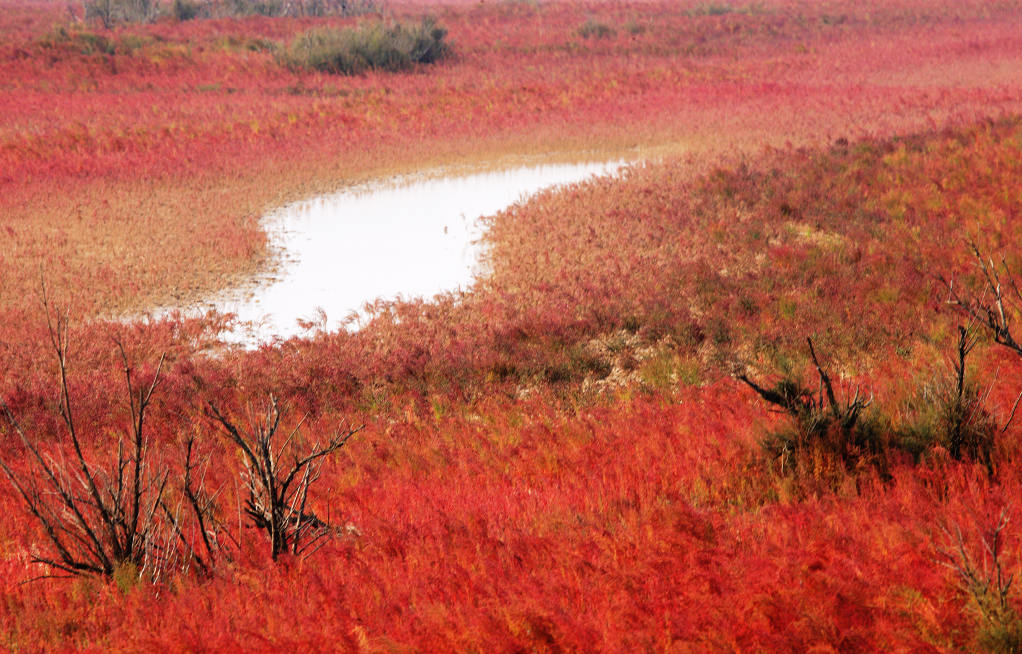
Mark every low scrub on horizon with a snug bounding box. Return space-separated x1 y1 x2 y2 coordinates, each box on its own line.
80 0 382 24
279 17 450 75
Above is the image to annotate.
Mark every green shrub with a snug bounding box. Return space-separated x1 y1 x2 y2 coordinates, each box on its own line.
172 0 202 20
898 376 998 468
739 338 889 479
40 27 162 56
689 3 735 16
897 326 998 473
280 17 450 75
623 19 645 36
755 376 889 477
577 18 615 40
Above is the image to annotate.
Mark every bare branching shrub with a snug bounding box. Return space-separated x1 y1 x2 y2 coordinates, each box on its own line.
156 434 237 576
205 397 361 560
0 304 201 582
945 242 1022 359
938 243 1022 470
939 511 1022 653
738 338 885 476
279 17 449 76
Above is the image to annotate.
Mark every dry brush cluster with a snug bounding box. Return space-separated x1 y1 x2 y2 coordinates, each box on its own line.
0 299 361 585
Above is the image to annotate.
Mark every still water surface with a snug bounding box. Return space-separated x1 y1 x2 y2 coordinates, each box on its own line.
195 161 624 345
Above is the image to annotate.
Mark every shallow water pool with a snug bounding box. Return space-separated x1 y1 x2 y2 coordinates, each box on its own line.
187 161 625 345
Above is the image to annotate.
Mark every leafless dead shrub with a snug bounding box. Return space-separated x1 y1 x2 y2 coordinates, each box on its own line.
0 302 207 583
205 397 361 560
945 242 1022 360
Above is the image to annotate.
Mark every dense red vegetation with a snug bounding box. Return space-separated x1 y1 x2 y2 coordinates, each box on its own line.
2 0 1022 650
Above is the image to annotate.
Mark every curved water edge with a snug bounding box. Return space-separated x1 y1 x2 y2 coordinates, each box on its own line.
157 160 629 346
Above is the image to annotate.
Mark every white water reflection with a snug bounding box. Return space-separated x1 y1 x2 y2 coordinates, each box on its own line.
204 161 624 345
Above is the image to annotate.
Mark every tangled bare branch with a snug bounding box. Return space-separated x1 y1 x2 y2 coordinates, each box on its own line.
205 397 362 560
0 299 193 580
944 242 1022 358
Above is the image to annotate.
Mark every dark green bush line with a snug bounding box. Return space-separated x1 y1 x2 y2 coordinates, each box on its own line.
79 0 382 25
39 25 168 56
279 17 449 76
172 0 382 21
577 19 615 40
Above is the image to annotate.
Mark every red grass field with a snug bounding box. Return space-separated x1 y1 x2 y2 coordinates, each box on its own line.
3 0 1022 650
